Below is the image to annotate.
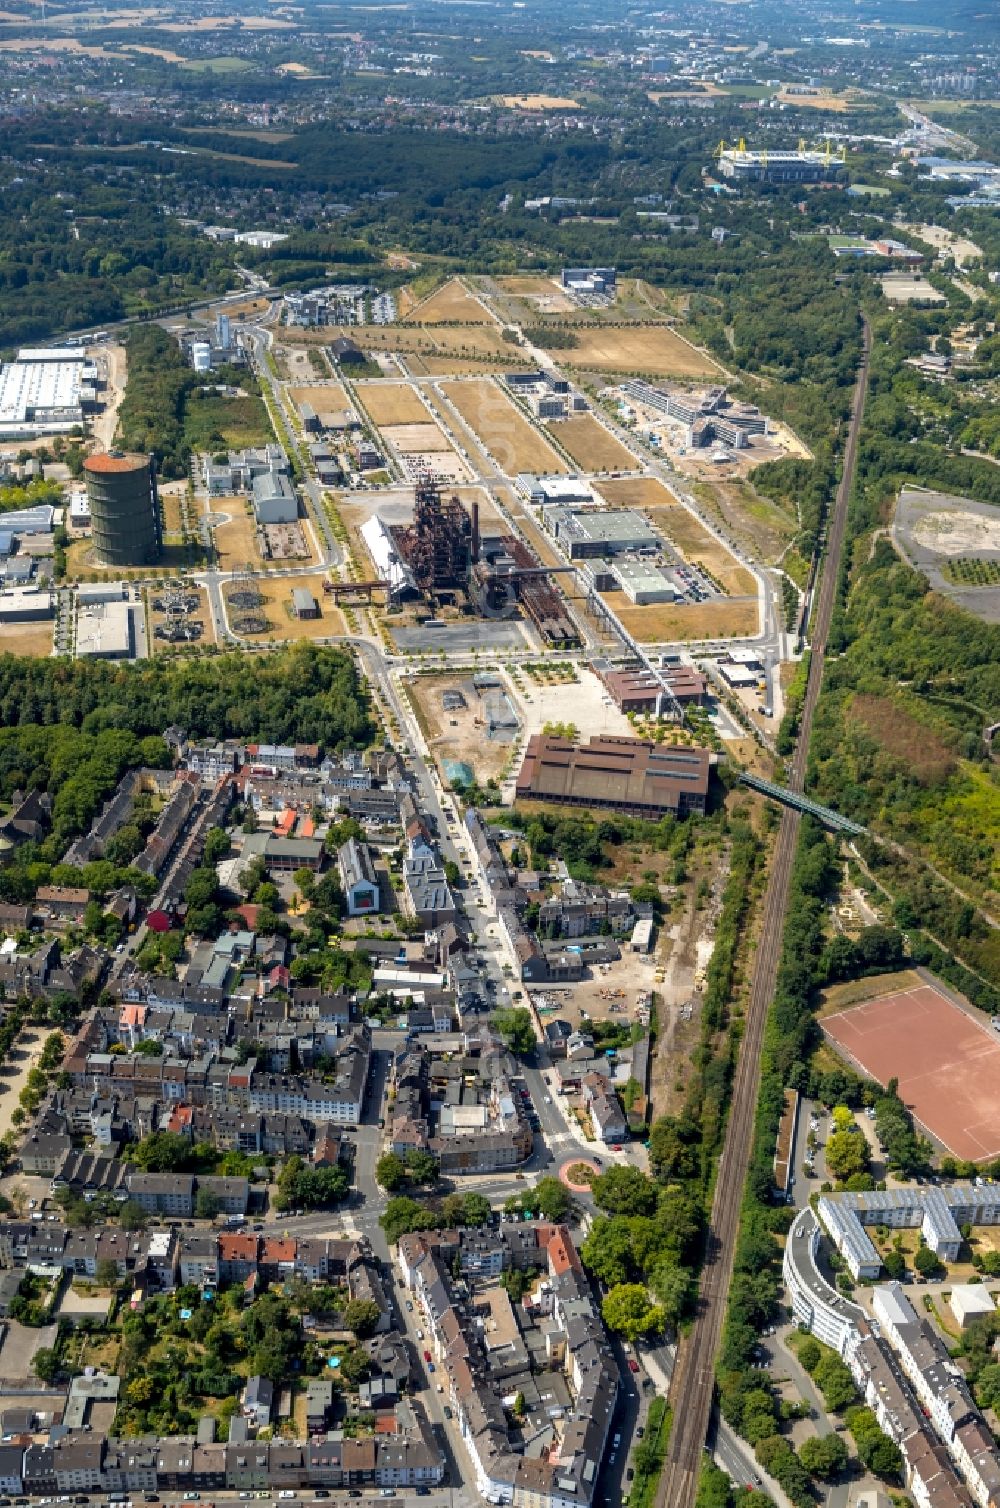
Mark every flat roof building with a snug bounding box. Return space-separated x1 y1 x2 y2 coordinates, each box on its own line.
516 734 711 817
550 507 658 559
76 601 133 659
717 148 845 185
612 559 679 604
0 347 92 436
0 586 54 623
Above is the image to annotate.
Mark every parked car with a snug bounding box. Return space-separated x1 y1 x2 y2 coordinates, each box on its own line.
424 1349 432 1362
628 1361 639 1374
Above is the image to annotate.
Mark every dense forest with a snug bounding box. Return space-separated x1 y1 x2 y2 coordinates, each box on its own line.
0 644 371 748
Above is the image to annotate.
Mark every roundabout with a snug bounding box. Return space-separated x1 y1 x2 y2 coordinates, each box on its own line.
560 1157 601 1192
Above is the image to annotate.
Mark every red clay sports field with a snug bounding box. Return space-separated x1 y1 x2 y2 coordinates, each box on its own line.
823 978 1000 1162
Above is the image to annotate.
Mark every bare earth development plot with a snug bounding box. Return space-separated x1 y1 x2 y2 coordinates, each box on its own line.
355 383 429 426
403 278 495 324
824 978 1000 1161
546 413 636 472
561 324 722 378
442 379 568 475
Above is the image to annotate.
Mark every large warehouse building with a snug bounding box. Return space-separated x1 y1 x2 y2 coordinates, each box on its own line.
84 452 162 568
515 734 711 816
0 347 98 438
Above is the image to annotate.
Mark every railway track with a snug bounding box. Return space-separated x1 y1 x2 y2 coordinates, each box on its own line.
656 317 871 1508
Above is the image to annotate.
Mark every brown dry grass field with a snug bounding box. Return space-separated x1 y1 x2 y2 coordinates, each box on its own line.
0 620 53 657
211 496 259 571
646 506 757 596
287 382 348 410
498 94 581 110
562 325 721 378
403 279 495 325
63 538 192 579
612 598 759 643
816 969 923 1020
547 414 636 472
381 422 452 454
442 379 567 475
598 477 677 509
161 492 185 533
848 693 957 785
286 325 515 362
343 324 512 358
497 275 563 296
692 478 798 568
355 383 428 426
229 574 345 643
408 354 518 376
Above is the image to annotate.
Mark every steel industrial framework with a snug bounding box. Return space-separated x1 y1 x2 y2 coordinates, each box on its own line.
737 771 866 835
393 474 475 595
585 585 685 721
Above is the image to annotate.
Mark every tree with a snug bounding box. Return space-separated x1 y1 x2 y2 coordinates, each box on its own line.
796 1336 822 1373
883 1250 906 1280
799 1433 848 1480
96 1258 120 1289
601 1283 665 1343
591 1165 658 1217
825 1127 871 1182
530 1177 570 1222
404 1149 439 1186
490 1006 535 1054
129 1132 195 1173
461 1192 492 1227
119 1200 148 1231
195 1189 222 1220
341 1299 381 1338
32 1347 60 1383
379 1197 442 1245
914 1243 945 1279
813 1353 857 1413
376 1153 408 1192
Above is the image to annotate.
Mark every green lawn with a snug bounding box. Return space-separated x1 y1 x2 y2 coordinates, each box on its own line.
184 390 273 452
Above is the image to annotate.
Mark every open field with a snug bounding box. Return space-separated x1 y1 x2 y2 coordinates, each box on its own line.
355 383 428 426
403 279 495 325
0 621 53 657
381 422 452 453
561 325 721 378
332 324 513 359
774 87 859 111
692 478 798 567
612 598 758 643
647 506 757 596
546 413 636 472
497 275 565 297
227 573 345 643
287 381 348 411
211 495 259 571
285 325 517 364
823 977 1000 1161
498 94 581 110
63 538 194 579
441 379 567 475
598 477 677 509
408 354 517 377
